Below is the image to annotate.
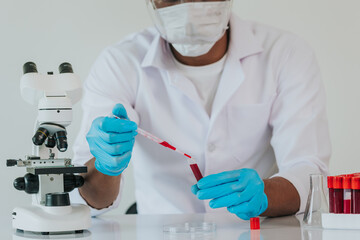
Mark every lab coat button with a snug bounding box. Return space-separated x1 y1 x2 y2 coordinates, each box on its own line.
208 143 216 152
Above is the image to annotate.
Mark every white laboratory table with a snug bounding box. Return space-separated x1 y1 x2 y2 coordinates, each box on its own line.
2 212 360 240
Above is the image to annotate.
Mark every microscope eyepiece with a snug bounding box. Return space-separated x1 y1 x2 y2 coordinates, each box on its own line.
23 62 38 74
59 62 73 74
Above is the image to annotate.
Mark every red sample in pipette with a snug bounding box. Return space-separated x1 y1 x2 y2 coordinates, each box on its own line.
113 116 203 181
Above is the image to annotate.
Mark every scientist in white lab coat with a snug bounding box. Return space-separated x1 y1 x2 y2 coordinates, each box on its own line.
72 0 331 219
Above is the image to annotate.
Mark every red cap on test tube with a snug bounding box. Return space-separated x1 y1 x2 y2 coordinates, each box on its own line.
327 176 334 188
352 177 360 190
250 217 260 230
343 176 352 189
333 176 343 189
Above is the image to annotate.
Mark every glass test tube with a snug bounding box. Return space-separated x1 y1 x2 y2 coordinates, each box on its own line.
352 177 360 214
327 176 334 213
333 176 343 214
342 176 352 214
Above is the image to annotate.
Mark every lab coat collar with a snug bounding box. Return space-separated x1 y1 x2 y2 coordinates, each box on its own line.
227 14 263 60
141 13 264 70
141 33 176 70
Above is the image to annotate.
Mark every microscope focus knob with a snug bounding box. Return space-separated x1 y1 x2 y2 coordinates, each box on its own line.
45 192 70 207
13 173 39 194
64 174 84 192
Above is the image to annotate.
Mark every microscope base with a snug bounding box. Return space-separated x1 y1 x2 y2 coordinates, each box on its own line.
12 204 91 233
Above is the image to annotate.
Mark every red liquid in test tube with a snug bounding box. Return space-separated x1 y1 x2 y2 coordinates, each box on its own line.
352 177 360 213
327 176 334 213
343 176 352 214
333 176 344 213
190 163 203 182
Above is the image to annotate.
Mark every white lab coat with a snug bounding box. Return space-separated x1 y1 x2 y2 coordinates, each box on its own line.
70 14 331 216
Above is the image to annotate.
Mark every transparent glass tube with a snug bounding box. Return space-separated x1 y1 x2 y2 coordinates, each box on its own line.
303 174 329 228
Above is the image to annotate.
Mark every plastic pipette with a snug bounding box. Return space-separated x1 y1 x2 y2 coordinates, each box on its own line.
113 116 203 181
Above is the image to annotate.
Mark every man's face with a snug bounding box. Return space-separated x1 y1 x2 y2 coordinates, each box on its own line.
151 0 225 9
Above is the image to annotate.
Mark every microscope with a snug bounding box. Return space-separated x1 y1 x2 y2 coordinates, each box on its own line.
6 62 91 235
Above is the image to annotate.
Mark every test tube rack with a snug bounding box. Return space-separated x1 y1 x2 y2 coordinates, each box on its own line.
322 173 360 229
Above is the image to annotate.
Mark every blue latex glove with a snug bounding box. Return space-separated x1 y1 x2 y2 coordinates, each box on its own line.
86 104 137 176
191 169 268 220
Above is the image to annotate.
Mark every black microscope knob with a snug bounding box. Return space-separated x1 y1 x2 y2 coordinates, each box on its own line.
6 159 18 167
13 173 39 194
64 174 85 192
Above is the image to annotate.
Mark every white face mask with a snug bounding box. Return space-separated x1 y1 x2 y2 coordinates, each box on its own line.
149 2 232 57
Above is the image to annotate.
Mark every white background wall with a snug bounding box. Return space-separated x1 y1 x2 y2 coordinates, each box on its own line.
0 0 359 217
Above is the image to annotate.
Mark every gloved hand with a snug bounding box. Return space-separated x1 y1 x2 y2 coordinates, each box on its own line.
86 104 137 176
191 169 268 220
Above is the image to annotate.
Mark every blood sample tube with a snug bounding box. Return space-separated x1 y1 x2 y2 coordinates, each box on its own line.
327 176 334 213
333 176 343 214
352 177 360 214
342 176 352 214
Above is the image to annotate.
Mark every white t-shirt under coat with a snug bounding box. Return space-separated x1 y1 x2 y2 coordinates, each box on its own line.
172 54 227 116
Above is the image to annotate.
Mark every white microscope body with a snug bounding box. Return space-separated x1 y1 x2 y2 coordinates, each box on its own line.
7 62 91 235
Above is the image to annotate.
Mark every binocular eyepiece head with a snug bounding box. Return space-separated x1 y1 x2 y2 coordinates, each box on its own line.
23 62 38 74
59 62 73 74
23 62 74 74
